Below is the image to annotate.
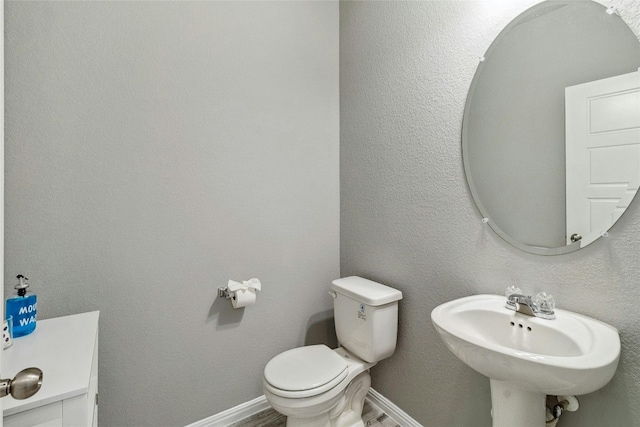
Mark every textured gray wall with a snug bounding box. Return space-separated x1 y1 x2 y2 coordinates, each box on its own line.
5 2 338 426
341 1 640 426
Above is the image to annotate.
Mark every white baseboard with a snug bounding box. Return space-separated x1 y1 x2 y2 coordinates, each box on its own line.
367 388 422 427
185 395 270 427
186 389 422 427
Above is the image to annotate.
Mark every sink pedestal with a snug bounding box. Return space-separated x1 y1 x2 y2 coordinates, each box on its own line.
490 380 546 427
432 295 621 427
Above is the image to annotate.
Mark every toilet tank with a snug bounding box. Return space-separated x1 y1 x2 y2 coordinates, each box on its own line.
331 276 403 363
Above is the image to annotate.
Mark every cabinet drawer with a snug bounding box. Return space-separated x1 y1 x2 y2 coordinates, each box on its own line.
4 402 63 427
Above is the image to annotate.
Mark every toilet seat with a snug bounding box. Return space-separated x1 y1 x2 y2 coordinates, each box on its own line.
264 345 348 398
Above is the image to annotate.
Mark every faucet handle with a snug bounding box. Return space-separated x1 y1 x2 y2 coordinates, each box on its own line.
534 292 555 313
505 286 523 298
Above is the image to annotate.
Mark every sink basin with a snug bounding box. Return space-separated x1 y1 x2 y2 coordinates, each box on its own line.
431 294 620 427
431 294 620 394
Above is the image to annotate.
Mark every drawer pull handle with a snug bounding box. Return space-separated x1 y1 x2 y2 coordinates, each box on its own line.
0 367 43 400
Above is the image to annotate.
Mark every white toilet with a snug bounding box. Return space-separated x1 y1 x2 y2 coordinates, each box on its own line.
263 276 403 427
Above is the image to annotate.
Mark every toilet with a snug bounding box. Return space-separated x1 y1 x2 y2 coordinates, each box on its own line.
263 276 403 427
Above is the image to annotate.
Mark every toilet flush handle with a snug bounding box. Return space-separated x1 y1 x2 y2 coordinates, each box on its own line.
328 291 337 299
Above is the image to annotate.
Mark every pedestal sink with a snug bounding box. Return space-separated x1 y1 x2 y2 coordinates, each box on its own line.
431 294 620 427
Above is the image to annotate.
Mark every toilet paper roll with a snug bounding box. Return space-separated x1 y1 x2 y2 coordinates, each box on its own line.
232 289 256 309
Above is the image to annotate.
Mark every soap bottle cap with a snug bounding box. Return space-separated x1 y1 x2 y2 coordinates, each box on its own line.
14 275 29 297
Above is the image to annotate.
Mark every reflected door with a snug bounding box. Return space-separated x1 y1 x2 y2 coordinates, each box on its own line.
565 70 640 247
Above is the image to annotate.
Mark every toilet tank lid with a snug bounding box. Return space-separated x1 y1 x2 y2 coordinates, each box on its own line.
331 276 402 306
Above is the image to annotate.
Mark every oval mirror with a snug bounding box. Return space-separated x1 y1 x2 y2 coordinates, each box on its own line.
463 0 640 255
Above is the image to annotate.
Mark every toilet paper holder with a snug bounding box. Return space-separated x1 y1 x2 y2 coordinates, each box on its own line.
217 278 262 307
217 287 233 299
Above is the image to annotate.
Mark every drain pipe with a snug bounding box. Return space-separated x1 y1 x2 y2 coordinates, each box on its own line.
545 395 579 427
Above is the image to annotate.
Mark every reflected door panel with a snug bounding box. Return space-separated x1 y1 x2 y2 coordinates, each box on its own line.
565 70 640 247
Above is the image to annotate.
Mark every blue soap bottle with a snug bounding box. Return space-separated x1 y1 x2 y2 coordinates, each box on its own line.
6 275 37 337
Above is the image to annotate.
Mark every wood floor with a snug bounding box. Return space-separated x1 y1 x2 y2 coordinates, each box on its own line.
228 399 401 427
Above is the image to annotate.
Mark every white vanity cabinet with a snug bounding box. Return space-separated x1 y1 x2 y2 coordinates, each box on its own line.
2 311 99 427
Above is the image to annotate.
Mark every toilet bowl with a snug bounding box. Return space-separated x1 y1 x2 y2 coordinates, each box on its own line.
263 277 403 427
263 346 375 427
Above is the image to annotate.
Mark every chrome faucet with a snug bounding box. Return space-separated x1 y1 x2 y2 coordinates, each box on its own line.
506 293 556 320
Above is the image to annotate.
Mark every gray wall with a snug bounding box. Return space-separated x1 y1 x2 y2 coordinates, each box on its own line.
341 0 640 426
5 2 339 426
